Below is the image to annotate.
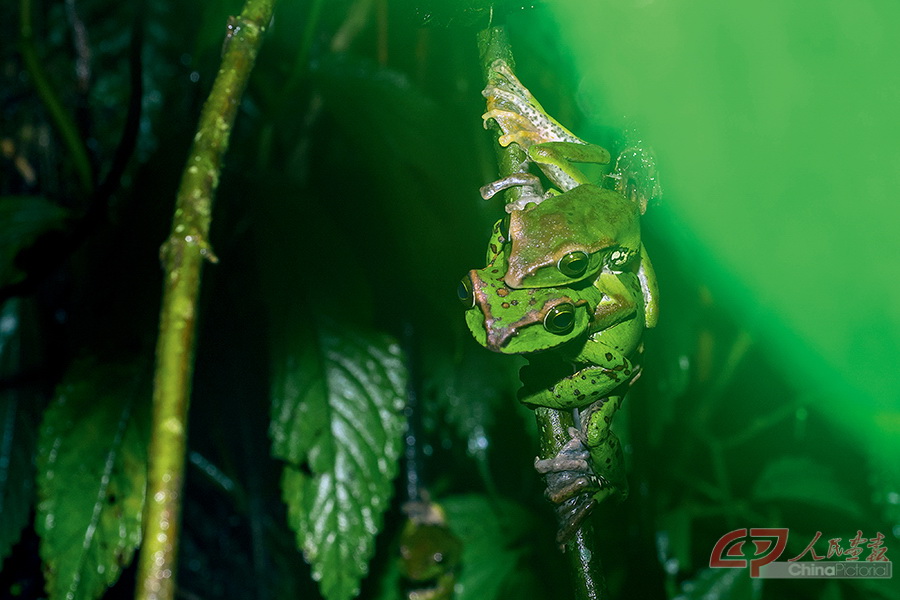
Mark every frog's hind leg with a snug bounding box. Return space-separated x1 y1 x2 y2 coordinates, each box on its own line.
484 60 583 142
581 395 627 501
483 87 583 146
485 59 536 107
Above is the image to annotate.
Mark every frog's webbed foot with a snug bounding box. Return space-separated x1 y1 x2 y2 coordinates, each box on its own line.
535 427 605 544
482 108 552 150
480 171 542 201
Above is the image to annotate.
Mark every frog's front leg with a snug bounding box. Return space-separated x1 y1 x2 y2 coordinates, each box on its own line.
479 171 545 210
608 134 663 215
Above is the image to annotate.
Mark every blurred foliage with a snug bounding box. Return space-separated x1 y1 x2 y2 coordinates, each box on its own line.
0 1 897 600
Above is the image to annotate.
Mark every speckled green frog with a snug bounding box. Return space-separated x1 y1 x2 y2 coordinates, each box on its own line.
479 59 659 300
461 59 660 542
459 220 656 541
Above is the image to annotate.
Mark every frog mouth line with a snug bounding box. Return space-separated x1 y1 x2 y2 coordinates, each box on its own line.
479 295 587 353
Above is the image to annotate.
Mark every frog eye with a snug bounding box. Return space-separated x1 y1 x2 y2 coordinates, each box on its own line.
543 302 576 335
557 251 589 278
457 276 475 308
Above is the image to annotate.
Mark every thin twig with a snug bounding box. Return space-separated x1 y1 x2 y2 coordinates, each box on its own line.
475 25 607 600
135 1 278 598
19 0 94 197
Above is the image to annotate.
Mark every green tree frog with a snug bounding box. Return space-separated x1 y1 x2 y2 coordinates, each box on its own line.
481 58 612 204
480 59 658 306
458 224 656 541
461 59 661 542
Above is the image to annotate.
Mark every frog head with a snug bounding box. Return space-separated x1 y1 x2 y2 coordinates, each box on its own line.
458 252 601 355
504 184 641 289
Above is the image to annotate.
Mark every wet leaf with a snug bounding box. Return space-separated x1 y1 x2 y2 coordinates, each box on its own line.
271 319 407 600
36 360 149 600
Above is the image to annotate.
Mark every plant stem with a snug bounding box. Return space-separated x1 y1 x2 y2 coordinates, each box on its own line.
135 1 278 598
475 26 607 600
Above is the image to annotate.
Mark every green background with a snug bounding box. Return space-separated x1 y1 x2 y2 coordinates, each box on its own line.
551 0 900 429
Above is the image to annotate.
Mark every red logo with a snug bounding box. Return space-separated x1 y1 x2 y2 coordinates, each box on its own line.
710 528 789 577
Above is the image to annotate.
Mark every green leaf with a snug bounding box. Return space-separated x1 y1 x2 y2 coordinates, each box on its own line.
752 456 864 519
657 508 693 574
441 494 531 600
0 196 69 287
674 566 762 600
271 320 407 600
36 359 149 600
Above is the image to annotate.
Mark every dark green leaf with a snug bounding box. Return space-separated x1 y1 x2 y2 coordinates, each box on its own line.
674 566 762 600
271 320 407 600
752 456 864 519
373 555 403 600
657 508 693 574
36 360 149 600
441 494 531 600
0 196 68 287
